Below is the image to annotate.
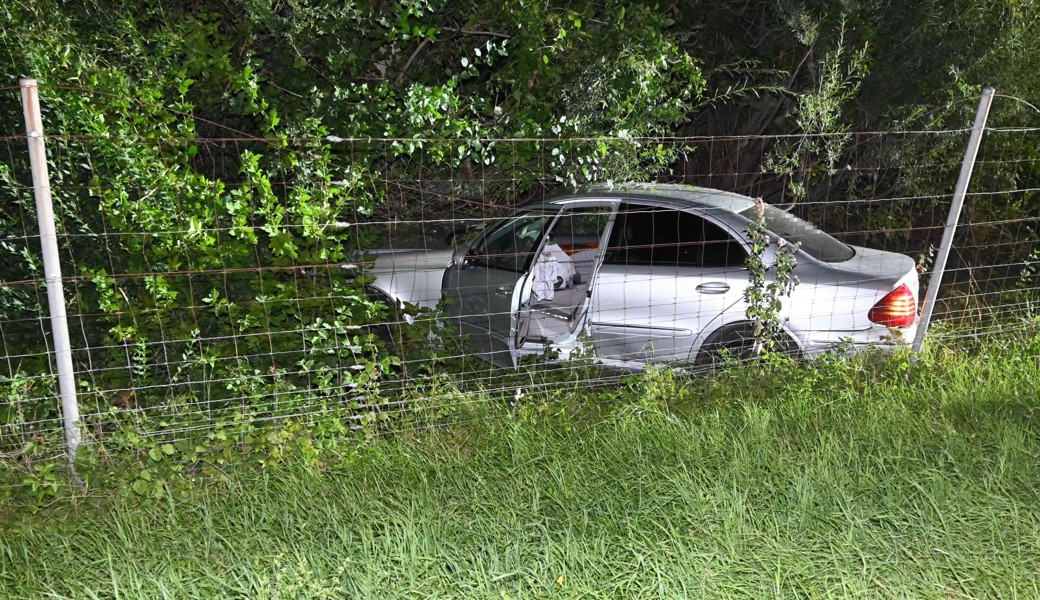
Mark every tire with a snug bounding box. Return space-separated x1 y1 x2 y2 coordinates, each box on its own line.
694 323 799 369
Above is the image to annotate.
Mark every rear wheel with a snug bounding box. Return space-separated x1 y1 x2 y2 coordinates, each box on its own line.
695 323 798 369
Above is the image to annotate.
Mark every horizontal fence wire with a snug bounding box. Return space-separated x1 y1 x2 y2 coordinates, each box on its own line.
1 112 1038 466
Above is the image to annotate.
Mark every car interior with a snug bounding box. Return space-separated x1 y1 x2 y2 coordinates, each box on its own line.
521 210 607 344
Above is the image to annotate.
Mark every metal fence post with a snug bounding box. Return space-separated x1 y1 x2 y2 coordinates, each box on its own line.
20 78 82 468
912 87 995 354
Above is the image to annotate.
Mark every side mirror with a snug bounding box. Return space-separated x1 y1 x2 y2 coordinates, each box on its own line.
451 244 474 268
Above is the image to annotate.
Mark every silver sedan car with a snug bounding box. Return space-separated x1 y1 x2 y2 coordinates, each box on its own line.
361 183 920 369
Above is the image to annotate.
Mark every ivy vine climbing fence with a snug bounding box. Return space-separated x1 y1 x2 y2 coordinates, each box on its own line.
1 82 1038 477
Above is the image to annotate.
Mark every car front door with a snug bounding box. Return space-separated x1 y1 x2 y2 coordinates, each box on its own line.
441 211 557 367
515 203 616 351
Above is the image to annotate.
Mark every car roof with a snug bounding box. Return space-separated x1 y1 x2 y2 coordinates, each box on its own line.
547 182 758 214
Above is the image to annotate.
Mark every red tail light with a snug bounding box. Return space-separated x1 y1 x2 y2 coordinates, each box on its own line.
868 284 917 328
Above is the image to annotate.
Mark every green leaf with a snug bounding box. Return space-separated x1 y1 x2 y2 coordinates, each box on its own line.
131 479 152 496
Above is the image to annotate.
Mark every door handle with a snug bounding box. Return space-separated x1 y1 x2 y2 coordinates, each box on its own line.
695 282 730 294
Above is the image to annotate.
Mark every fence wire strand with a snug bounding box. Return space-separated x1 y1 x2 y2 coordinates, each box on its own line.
1 117 1038 465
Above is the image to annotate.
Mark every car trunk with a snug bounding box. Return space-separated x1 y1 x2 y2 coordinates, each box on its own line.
789 245 920 335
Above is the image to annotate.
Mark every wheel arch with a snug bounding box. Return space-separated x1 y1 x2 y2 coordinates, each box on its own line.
689 319 803 365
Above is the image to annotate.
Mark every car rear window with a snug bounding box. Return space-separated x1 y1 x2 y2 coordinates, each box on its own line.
739 204 855 262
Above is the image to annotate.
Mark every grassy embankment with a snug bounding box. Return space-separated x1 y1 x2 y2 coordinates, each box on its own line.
2 330 1040 598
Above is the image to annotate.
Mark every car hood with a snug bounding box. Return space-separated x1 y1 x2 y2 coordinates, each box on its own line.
368 248 455 273
361 249 455 308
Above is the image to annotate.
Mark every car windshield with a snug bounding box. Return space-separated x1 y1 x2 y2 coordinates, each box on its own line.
739 204 855 262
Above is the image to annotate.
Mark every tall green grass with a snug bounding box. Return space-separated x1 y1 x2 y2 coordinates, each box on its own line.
2 333 1040 599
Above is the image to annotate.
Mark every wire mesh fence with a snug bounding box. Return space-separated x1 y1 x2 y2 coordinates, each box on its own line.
1 84 1038 469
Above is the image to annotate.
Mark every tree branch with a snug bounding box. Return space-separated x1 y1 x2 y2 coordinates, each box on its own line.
396 39 429 85
441 27 510 39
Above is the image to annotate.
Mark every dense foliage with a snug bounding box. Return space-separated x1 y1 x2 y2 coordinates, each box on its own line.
0 0 711 448
0 0 1037 455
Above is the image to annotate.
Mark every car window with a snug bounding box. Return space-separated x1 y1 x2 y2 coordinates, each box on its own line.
545 206 612 253
741 204 854 262
603 204 747 268
472 213 555 272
